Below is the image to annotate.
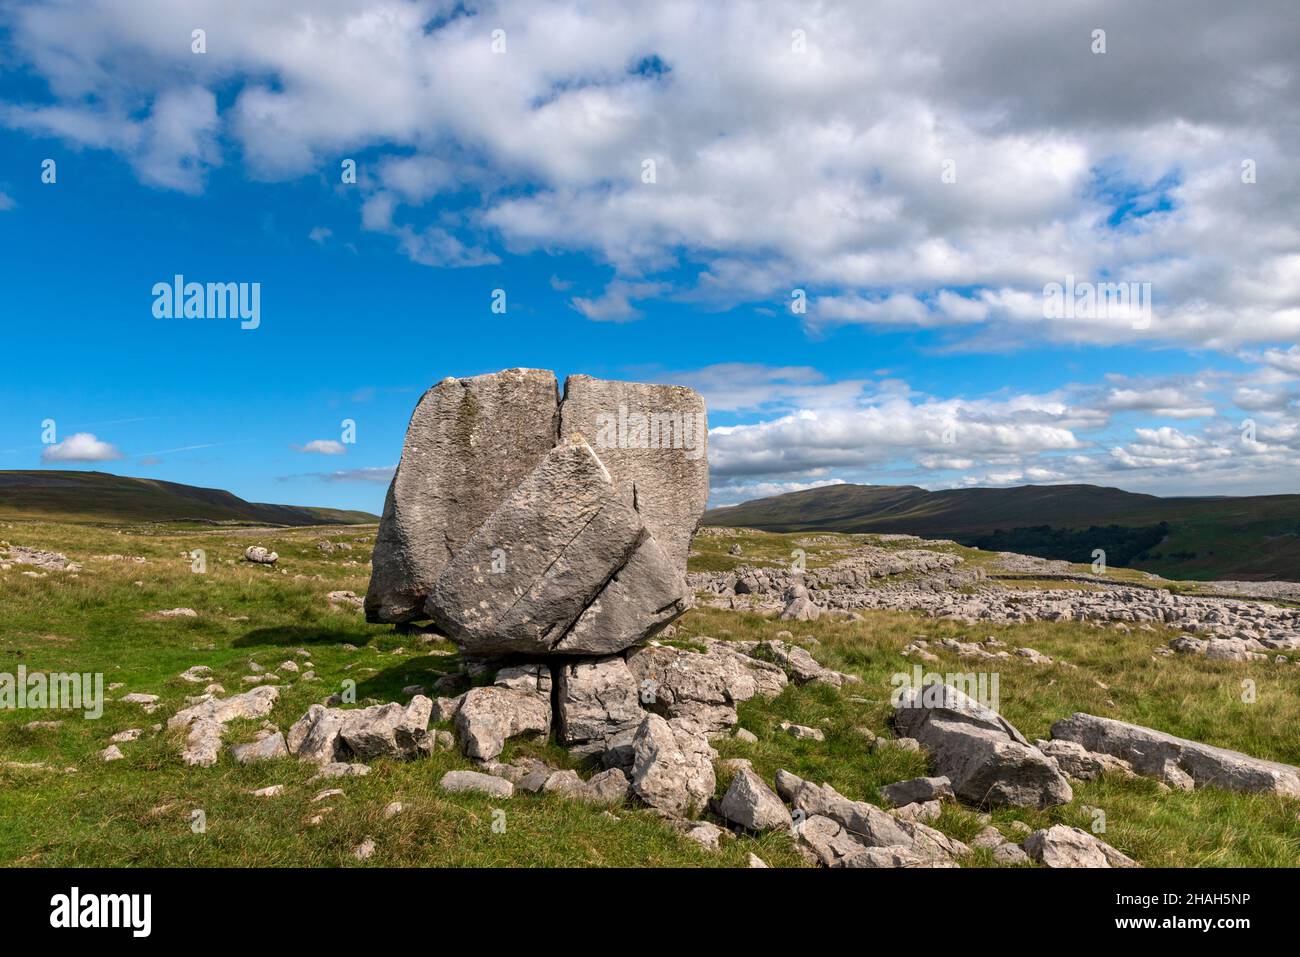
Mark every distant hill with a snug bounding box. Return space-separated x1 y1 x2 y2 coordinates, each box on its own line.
703 483 1300 582
0 471 377 526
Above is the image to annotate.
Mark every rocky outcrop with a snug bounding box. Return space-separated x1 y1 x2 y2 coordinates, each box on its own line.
1037 738 1136 781
167 686 281 767
1050 712 1300 797
625 641 786 733
285 696 435 763
893 684 1072 808
776 770 967 867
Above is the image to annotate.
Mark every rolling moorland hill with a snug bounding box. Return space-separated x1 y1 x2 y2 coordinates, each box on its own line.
702 483 1300 582
0 471 376 526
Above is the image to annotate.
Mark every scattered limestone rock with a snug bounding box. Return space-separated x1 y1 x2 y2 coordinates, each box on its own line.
555 656 644 758
719 768 793 832
230 732 289 764
779 721 825 742
244 546 278 565
454 686 551 761
630 714 716 816
440 769 514 798
1050 712 1300 797
167 685 280 767
893 684 1072 809
1022 825 1139 868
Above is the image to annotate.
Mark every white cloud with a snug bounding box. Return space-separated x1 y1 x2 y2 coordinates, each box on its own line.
294 439 347 455
2 1 1296 348
41 432 123 462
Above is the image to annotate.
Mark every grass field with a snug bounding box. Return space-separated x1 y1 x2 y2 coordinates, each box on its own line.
2 521 1298 867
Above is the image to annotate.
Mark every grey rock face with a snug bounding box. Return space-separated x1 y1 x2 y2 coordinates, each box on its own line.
555 657 644 756
366 369 560 623
559 374 709 571
453 686 552 761
879 776 953 808
429 439 664 656
629 714 716 816
1037 738 1136 781
894 684 1072 809
1050 712 1300 797
719 768 793 832
1022 825 1139 868
625 641 786 733
554 533 691 655
368 370 707 658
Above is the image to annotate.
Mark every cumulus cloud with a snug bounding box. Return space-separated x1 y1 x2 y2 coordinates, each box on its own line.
691 357 1300 497
2 1 1296 349
41 432 123 462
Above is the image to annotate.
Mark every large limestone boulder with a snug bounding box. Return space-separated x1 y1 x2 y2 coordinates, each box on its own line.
1050 712 1300 797
366 369 560 623
429 439 688 656
559 375 708 571
893 684 1072 809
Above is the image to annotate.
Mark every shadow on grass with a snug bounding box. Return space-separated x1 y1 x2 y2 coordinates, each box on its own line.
232 626 377 648
354 655 465 702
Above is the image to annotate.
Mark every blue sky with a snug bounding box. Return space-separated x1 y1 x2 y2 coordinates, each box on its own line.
2 1 1298 512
